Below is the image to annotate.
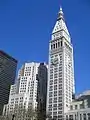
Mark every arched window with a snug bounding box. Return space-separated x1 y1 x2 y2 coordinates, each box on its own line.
58 42 60 47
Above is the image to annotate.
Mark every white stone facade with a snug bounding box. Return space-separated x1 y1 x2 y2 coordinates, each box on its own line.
65 108 90 120
3 62 40 115
65 91 90 120
46 7 75 120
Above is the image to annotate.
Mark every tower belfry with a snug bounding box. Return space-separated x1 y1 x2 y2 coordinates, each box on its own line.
52 7 70 42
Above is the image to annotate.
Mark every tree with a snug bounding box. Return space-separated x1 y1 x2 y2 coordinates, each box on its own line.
26 107 37 120
1 105 37 120
0 114 12 120
45 113 53 120
0 116 5 120
13 105 36 120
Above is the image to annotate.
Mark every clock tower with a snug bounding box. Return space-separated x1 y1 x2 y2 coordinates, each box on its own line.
46 7 75 120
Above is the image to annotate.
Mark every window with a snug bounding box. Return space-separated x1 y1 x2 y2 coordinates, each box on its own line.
75 114 77 120
53 44 55 49
59 66 62 70
49 108 52 111
53 114 57 118
59 73 62 77
58 115 62 119
59 72 62 76
50 82 53 85
50 70 53 74
11 99 14 101
59 78 62 82
58 111 62 114
70 105 73 110
54 79 57 83
58 42 60 47
59 84 62 89
54 85 57 89
66 104 68 107
58 97 62 102
56 43 57 48
58 90 62 94
59 81 62 84
53 108 57 110
50 80 53 84
80 114 82 120
50 75 53 79
83 114 86 120
80 104 84 109
58 104 62 107
88 113 90 120
54 97 57 103
54 86 57 90
54 82 57 85
69 115 73 120
49 105 52 108
54 74 57 78
49 98 52 104
49 92 53 97
66 115 68 120
54 91 57 96
58 107 62 110
51 45 53 50
75 105 78 110
58 104 62 110
54 69 58 73
53 104 57 108
61 41 63 46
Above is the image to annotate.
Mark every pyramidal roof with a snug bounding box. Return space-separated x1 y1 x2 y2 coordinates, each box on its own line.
52 7 71 42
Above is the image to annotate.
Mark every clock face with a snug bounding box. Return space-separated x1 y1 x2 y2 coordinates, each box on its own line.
51 57 59 65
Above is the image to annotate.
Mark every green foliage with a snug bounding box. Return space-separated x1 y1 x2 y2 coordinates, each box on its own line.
1 105 37 120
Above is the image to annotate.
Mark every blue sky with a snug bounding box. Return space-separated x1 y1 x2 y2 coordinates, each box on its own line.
0 0 90 94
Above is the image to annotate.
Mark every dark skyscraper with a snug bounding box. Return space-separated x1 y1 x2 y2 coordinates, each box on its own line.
37 63 48 120
0 50 17 115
